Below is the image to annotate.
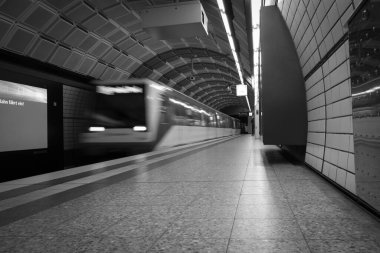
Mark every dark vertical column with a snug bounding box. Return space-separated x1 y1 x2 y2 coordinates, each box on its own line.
260 6 307 145
47 84 63 172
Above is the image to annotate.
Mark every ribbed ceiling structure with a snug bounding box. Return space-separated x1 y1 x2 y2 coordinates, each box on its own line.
0 0 254 112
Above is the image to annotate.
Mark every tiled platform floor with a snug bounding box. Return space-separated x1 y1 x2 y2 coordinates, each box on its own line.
1 136 380 252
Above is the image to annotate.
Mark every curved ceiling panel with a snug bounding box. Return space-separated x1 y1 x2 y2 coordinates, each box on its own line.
160 61 240 80
208 98 244 109
204 94 240 105
213 99 246 110
198 89 236 102
173 73 240 91
133 47 237 75
192 85 233 98
211 98 246 108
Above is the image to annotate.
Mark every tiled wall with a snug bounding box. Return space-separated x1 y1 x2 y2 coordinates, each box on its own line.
63 85 94 151
276 0 363 194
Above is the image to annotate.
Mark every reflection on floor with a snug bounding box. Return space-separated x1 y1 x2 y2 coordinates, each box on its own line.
0 136 379 252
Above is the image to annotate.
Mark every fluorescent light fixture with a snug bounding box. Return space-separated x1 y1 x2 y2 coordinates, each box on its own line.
227 35 236 51
217 0 251 111
89 127 105 132
245 96 252 111
217 0 243 84
251 0 261 111
221 14 232 35
133 126 147 131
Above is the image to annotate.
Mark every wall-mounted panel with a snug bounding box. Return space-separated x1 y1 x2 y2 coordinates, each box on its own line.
260 6 307 145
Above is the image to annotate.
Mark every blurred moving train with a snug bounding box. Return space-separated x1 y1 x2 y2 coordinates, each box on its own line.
81 79 241 153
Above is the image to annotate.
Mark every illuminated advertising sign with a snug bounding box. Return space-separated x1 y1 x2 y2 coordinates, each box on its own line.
0 80 47 152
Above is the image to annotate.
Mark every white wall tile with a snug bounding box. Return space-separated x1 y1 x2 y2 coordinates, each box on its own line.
306 153 323 172
346 172 356 194
336 0 351 15
328 3 339 25
322 161 330 176
279 1 356 195
307 79 324 100
308 106 326 121
308 132 325 145
328 163 337 181
307 93 325 111
308 119 326 132
338 150 349 170
347 153 355 173
307 142 325 159
336 167 347 186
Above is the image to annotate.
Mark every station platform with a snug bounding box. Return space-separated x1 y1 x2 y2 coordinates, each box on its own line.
0 135 379 252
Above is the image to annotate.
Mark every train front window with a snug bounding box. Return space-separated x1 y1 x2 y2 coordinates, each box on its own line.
93 85 146 129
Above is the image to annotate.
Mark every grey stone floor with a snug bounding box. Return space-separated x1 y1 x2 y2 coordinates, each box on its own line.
1 136 380 252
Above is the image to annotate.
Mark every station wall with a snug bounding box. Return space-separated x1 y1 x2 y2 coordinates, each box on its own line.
0 50 95 181
276 0 362 194
63 85 94 151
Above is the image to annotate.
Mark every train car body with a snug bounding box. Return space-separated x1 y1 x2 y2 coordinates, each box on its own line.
81 79 240 153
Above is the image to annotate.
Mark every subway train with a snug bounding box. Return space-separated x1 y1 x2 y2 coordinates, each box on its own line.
80 79 241 153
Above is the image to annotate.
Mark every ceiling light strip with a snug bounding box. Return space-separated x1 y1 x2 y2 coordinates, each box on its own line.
217 0 251 112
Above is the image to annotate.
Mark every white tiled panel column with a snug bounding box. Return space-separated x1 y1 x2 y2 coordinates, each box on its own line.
276 0 364 194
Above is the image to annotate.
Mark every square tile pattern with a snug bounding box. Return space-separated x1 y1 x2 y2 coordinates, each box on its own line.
1 137 379 252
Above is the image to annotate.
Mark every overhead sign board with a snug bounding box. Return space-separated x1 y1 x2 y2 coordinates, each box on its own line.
236 84 247 96
139 1 208 40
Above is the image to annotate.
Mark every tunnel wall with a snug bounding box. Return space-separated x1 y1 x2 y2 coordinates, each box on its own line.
276 0 362 195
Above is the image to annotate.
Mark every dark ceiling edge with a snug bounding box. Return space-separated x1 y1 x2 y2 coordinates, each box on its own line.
0 49 94 90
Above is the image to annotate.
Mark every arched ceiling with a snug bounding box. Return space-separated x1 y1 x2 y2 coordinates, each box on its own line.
200 89 237 103
212 100 246 111
220 105 248 115
0 0 253 112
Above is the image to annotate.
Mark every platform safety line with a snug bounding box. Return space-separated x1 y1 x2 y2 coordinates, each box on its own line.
0 135 241 212
0 135 238 193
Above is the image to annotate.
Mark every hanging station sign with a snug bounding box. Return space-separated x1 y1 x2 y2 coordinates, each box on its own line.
236 84 247 96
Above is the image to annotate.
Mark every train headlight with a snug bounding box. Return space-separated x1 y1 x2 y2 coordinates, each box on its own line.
133 126 147 132
89 127 105 132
